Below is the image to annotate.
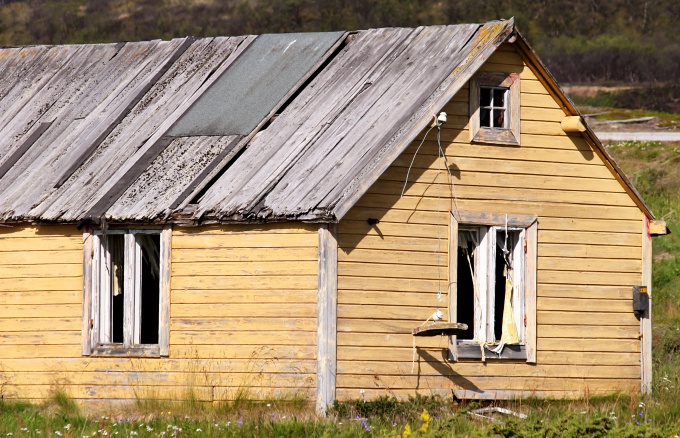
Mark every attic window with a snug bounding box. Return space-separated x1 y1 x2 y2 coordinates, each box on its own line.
450 212 537 362
83 228 170 357
470 72 520 145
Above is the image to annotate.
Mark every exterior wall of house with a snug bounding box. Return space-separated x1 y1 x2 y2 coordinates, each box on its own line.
0 223 319 402
335 43 644 399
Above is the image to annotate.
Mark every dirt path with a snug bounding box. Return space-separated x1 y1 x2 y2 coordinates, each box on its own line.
595 132 680 142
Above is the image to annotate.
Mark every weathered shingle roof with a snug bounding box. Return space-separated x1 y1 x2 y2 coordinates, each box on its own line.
1 19 647 225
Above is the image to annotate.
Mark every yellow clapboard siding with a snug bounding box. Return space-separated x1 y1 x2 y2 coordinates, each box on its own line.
539 217 641 233
0 263 82 279
335 387 626 401
337 318 431 334
392 154 613 179
522 120 567 136
337 304 439 321
172 247 318 263
380 168 623 194
337 333 450 349
354 196 642 221
539 230 641 246
540 325 638 339
0 277 82 292
339 276 441 293
537 351 640 366
0 304 80 318
522 92 562 109
171 289 316 304
172 260 317 277
540 257 641 273
538 284 632 300
171 303 317 319
337 361 640 379
172 275 317 290
0 384 314 401
406 141 603 167
339 261 445 280
1 372 316 388
339 290 443 307
537 311 638 326
171 330 316 346
538 270 641 286
0 358 316 374
336 374 638 392
0 237 82 251
0 318 80 332
522 107 567 122
171 233 318 249
0 331 80 344
337 234 442 253
338 247 443 266
377 180 634 208
539 297 631 313
0 345 81 358
339 219 448 240
539 338 639 353
477 62 533 79
174 223 318 235
427 128 589 150
168 344 316 360
539 244 641 260
170 317 316 332
0 225 81 238
0 250 82 265
0 290 81 305
336 346 639 366
343 207 638 231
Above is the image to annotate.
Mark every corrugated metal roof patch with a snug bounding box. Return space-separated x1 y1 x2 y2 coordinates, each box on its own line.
168 32 345 136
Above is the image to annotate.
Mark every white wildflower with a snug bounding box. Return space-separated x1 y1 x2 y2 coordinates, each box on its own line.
55 432 63 437
145 426 153 432
196 428 202 432
64 424 71 430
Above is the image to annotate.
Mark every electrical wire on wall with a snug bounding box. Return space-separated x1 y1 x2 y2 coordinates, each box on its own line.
403 111 467 372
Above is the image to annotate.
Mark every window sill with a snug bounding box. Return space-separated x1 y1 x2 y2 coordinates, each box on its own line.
471 127 519 146
456 343 527 361
88 344 162 358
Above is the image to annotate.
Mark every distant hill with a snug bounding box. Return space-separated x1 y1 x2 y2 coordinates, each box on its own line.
2 0 680 83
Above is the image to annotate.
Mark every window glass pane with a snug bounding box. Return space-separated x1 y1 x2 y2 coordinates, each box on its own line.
457 230 477 340
480 87 491 107
107 234 125 344
493 88 506 107
480 108 491 128
493 109 505 128
138 234 160 345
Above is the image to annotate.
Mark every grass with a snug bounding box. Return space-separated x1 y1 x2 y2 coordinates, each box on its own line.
2 140 680 436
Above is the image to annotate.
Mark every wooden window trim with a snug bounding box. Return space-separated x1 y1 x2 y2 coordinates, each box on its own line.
469 72 520 146
449 211 537 363
82 226 171 358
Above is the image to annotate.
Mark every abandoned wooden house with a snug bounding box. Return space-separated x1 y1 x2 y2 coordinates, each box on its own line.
0 19 668 411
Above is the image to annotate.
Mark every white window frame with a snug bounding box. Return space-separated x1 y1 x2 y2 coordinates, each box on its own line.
469 72 520 146
82 225 171 357
449 212 537 362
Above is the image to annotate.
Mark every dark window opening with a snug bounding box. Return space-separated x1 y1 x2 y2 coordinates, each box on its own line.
457 231 476 340
480 86 508 128
107 234 125 344
493 241 506 342
139 234 160 344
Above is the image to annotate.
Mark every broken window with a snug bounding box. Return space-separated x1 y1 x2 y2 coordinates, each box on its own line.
450 212 537 362
469 72 520 145
84 228 169 357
